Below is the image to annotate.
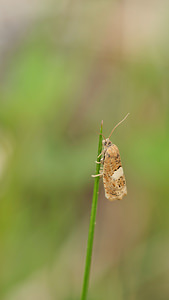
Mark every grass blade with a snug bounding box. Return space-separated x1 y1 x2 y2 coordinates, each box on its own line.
81 120 103 300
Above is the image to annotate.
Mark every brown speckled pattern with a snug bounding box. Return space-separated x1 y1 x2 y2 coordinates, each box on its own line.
103 144 127 201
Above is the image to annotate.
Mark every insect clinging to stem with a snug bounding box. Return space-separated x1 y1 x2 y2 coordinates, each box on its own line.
92 113 129 201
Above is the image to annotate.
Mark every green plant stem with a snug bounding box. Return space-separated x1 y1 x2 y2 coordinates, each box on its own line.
81 120 103 300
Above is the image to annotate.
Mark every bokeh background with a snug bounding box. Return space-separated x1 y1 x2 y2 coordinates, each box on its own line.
0 1 169 299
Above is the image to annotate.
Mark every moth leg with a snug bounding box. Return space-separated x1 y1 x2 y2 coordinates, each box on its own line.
91 173 103 178
97 150 104 158
95 158 104 164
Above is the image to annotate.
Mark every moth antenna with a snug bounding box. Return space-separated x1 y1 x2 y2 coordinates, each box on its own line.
108 113 130 139
99 133 106 139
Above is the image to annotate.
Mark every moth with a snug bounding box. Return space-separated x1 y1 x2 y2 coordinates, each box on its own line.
92 113 129 201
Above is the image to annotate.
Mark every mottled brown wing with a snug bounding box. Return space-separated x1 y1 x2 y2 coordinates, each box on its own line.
103 144 127 201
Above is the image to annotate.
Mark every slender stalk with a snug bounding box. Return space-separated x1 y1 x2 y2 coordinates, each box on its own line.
81 120 103 300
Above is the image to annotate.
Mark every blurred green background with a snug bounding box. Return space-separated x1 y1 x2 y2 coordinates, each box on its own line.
0 1 169 299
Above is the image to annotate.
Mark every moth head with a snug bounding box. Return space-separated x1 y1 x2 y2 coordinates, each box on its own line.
102 138 112 148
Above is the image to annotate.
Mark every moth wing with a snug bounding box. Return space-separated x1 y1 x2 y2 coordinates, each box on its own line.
103 145 127 201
